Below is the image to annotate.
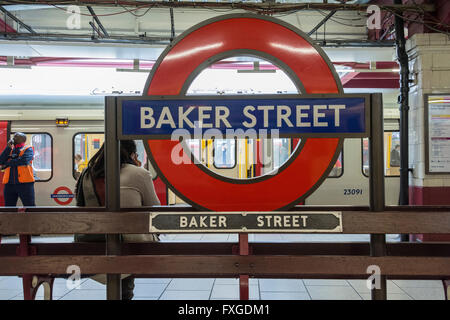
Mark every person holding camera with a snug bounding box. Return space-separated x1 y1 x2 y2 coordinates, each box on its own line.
0 132 35 206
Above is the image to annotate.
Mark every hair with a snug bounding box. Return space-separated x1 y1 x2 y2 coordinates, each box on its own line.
14 132 27 143
395 144 400 149
87 140 137 179
74 154 82 161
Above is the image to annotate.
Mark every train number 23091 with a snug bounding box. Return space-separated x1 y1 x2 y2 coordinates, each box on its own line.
343 188 363 195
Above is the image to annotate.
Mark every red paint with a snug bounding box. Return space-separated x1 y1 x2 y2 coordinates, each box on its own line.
239 275 250 300
51 186 74 206
0 121 9 206
153 177 167 205
0 17 16 33
145 16 341 211
239 233 249 300
343 72 399 89
409 185 450 242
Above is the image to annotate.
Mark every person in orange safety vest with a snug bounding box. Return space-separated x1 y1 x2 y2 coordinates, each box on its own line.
0 132 35 206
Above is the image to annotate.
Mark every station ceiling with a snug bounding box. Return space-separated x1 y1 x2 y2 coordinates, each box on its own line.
0 2 392 58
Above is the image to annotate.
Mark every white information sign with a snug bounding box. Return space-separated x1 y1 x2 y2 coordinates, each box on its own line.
428 95 450 173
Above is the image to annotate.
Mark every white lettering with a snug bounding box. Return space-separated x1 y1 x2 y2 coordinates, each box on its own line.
328 105 346 127
243 105 257 128
156 107 176 128
257 105 274 127
178 106 195 128
140 107 155 128
198 106 213 128
313 105 328 127
277 105 293 127
215 106 231 128
296 105 310 127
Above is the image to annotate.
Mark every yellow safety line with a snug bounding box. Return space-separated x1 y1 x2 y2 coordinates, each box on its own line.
387 134 392 169
244 138 248 179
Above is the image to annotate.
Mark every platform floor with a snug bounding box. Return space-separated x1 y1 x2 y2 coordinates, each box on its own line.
0 234 446 300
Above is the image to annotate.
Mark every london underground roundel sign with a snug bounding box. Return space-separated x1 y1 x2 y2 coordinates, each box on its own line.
118 14 369 211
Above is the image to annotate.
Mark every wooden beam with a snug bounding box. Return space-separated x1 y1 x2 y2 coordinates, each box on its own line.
1 242 449 257
0 255 449 277
1 211 450 234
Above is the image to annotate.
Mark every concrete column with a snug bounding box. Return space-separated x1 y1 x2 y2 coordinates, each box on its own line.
407 33 450 241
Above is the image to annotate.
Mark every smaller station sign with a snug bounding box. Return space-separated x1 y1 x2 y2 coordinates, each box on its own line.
149 212 342 233
51 186 74 205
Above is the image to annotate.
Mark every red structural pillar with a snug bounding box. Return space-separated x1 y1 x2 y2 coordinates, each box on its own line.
239 233 249 300
18 234 33 300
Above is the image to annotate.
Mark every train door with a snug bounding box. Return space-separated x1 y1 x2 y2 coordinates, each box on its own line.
0 121 9 206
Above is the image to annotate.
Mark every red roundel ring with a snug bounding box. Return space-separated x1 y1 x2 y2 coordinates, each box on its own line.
143 14 343 211
52 186 74 206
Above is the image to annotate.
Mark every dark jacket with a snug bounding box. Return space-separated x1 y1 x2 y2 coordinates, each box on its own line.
0 146 34 184
390 149 400 167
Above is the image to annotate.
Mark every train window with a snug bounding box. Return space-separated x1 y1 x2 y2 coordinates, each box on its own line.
73 133 150 179
73 133 105 179
362 131 400 177
10 132 53 182
385 132 400 176
213 139 236 169
26 133 52 182
329 152 343 178
185 139 201 164
273 138 291 170
135 140 148 168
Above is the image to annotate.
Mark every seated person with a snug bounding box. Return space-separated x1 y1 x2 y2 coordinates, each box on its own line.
74 140 160 300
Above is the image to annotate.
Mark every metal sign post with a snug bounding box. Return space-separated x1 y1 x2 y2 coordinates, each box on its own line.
105 97 122 300
369 93 387 300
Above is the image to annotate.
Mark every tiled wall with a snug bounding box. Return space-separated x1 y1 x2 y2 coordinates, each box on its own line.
407 33 450 241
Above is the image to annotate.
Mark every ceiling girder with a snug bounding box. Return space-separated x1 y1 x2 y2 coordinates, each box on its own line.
0 31 396 47
308 9 337 36
0 2 435 13
86 5 109 37
0 5 35 34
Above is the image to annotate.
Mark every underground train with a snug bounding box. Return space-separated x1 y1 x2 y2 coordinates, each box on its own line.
0 101 401 207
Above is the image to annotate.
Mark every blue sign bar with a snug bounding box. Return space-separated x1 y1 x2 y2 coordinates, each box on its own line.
119 95 368 138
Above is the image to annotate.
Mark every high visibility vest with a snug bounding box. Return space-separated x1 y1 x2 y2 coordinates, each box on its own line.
2 145 35 184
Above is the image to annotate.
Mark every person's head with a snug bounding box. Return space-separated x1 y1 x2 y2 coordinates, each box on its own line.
13 132 26 145
88 140 138 178
74 154 82 163
120 140 138 166
395 144 400 150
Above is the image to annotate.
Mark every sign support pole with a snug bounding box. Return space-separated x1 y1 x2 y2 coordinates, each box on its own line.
239 233 249 300
369 93 387 300
105 97 122 300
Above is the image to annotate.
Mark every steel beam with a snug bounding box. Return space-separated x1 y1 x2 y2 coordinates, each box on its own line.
169 7 175 42
0 32 396 47
88 21 103 38
394 0 410 212
0 2 435 12
308 10 337 36
87 6 109 37
0 5 35 34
